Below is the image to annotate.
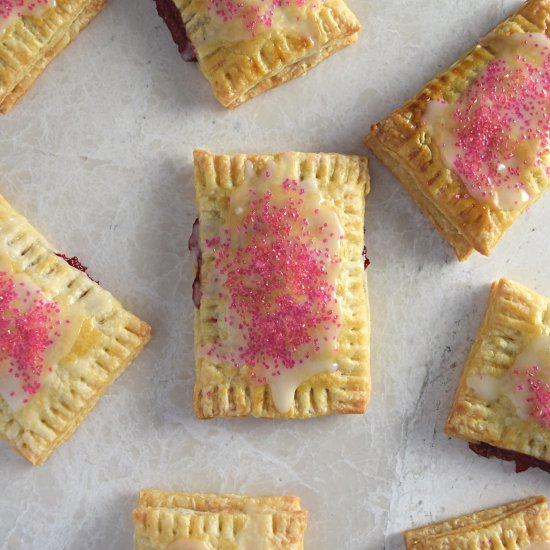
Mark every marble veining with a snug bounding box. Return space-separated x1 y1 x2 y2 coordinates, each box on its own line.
0 1 549 549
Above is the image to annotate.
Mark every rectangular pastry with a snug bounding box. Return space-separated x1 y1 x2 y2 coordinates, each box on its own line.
0 193 151 465
364 0 550 260
154 0 361 109
191 149 370 419
133 488 308 549
0 0 107 114
404 496 550 549
446 278 550 473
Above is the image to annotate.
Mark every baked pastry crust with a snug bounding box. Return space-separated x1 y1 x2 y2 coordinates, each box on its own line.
364 0 550 260
0 0 107 114
156 0 361 109
192 149 370 419
0 193 151 465
133 489 308 549
446 278 550 463
404 496 550 549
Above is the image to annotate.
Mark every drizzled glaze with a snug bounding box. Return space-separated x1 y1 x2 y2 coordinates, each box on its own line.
0 0 55 35
202 158 344 413
166 539 210 550
189 0 324 56
0 259 83 411
467 335 550 428
424 33 550 210
235 513 271 550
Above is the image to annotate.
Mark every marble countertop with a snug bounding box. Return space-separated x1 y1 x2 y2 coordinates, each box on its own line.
1 0 549 548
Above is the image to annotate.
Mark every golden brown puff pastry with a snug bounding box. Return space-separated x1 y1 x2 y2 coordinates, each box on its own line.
133 489 308 550
192 149 370 419
446 279 550 472
0 0 107 114
364 0 550 261
404 496 550 550
154 0 361 109
0 193 151 465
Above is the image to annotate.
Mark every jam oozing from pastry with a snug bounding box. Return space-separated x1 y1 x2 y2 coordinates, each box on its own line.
424 33 550 211
362 245 370 270
55 252 98 283
203 159 344 413
0 266 82 411
188 218 202 309
155 0 197 61
469 441 550 474
467 335 550 429
166 540 209 550
0 0 55 35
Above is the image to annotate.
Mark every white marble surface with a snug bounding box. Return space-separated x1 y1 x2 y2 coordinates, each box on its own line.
0 0 549 548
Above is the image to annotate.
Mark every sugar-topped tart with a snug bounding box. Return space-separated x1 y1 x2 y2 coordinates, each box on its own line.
0 0 107 114
404 496 550 549
0 193 151 465
446 278 550 473
154 0 361 109
133 489 308 549
191 150 370 419
365 0 550 260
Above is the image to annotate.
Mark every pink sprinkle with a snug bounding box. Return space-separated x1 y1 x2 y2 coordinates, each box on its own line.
514 364 550 428
205 177 340 379
0 272 66 405
207 0 324 36
447 36 550 204
0 0 52 22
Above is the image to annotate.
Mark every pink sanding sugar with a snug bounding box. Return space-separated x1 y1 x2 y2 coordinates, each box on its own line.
524 365 550 428
0 0 51 20
0 271 66 402
208 0 320 34
449 35 550 203
205 178 341 382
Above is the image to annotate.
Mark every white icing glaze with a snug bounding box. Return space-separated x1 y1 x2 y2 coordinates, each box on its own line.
467 335 550 425
0 0 55 36
203 155 344 413
466 372 502 402
234 159 342 413
423 32 550 211
190 0 324 56
0 254 84 411
166 539 210 550
235 513 271 550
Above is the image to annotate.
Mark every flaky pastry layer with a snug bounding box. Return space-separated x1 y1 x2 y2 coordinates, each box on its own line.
192 149 370 419
160 0 360 108
364 0 550 260
0 194 151 464
446 278 550 462
404 496 550 550
133 489 307 549
0 0 107 114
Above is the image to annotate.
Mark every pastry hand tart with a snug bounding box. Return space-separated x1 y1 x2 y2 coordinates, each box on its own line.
404 496 550 550
133 489 308 549
0 193 151 464
365 0 550 260
446 278 550 473
191 150 370 419
154 0 361 109
0 0 107 114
